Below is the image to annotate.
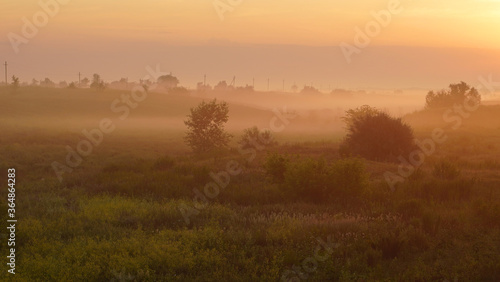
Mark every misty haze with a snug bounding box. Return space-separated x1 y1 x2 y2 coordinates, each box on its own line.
1 0 500 281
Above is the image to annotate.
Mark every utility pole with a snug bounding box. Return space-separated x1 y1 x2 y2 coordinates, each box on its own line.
4 61 7 85
203 74 206 86
78 72 81 88
252 77 254 89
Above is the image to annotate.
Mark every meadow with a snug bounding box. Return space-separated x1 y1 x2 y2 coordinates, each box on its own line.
0 86 499 281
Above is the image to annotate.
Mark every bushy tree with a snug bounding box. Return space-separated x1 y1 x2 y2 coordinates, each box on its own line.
157 74 179 89
238 126 277 150
340 105 414 161
184 99 232 153
425 81 480 109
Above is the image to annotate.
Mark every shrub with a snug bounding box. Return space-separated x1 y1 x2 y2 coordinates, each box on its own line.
153 156 176 170
432 159 460 180
340 105 415 161
374 230 406 259
408 178 474 202
190 165 211 185
284 158 329 202
408 167 426 182
421 210 441 235
330 157 368 198
282 157 367 202
397 199 424 220
239 126 278 150
263 153 289 183
473 201 500 228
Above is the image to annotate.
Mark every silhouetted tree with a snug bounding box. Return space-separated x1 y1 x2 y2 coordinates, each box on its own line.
300 86 321 95
11 76 20 92
236 85 254 92
81 77 90 88
40 78 55 88
214 81 230 91
90 73 105 91
425 81 480 109
340 105 414 161
184 99 232 153
92 74 100 84
157 74 179 89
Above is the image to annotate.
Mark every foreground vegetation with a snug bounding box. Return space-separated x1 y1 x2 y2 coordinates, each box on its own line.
0 87 499 281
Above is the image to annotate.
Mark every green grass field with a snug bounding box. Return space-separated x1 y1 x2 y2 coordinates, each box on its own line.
0 86 499 281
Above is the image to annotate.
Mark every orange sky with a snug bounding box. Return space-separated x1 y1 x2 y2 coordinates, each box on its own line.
3 0 500 47
1 0 500 88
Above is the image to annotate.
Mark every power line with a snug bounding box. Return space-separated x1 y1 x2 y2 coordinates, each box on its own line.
4 61 7 85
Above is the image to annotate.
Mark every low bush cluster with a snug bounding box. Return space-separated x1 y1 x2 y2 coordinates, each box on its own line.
264 154 368 202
